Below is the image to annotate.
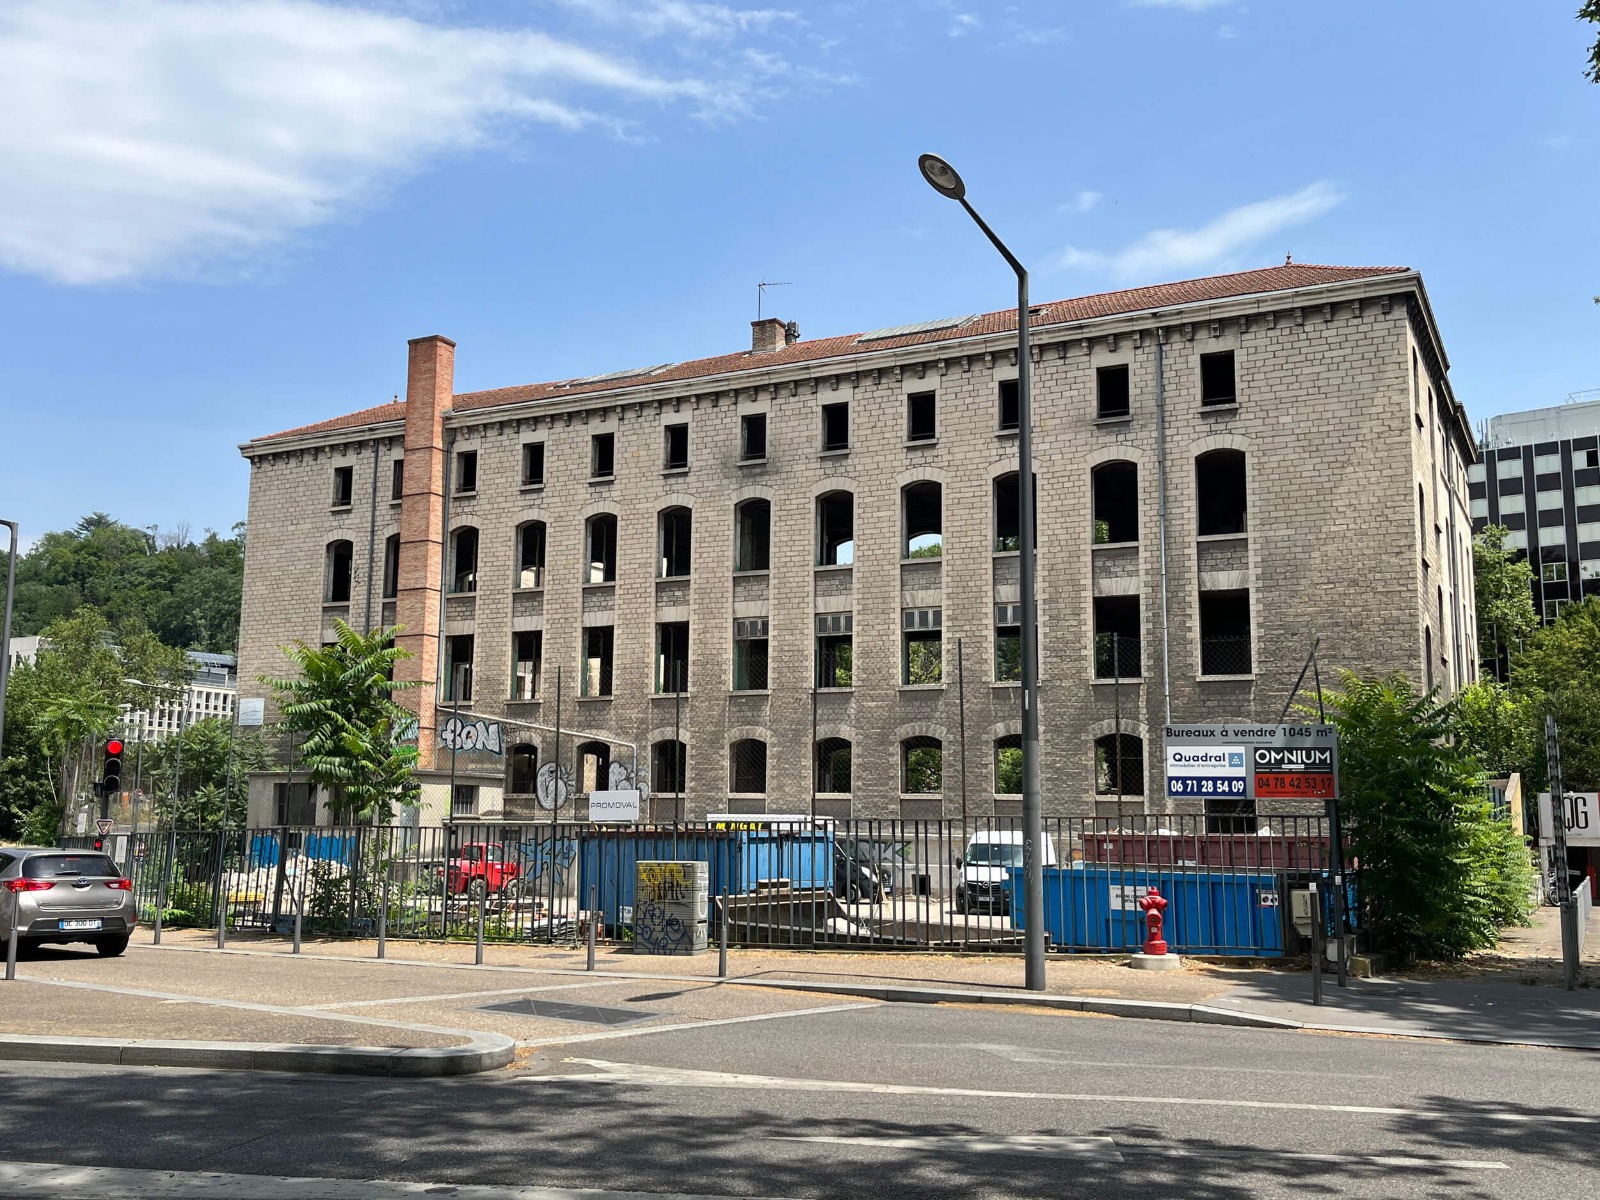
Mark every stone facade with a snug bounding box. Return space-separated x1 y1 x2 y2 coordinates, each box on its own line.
236 265 1477 826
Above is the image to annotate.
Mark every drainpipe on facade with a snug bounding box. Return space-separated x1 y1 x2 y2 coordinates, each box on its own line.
434 433 455 812
364 440 379 634
1155 329 1173 726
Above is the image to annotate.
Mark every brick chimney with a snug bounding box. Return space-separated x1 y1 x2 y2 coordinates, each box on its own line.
751 318 786 354
394 334 455 767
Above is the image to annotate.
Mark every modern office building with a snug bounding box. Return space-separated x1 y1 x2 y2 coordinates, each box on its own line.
236 263 1475 826
124 651 238 742
1470 392 1600 628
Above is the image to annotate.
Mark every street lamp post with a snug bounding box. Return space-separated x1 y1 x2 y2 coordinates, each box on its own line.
0 520 17 771
917 154 1046 991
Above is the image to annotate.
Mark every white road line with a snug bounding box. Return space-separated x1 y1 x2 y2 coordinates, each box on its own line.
304 980 637 1010
902 1042 1384 1079
775 1134 1122 1160
1128 1147 1508 1171
516 1003 874 1048
0 1160 794 1200
527 1059 1599 1125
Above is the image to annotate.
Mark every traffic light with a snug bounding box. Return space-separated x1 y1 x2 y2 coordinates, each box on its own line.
101 737 123 799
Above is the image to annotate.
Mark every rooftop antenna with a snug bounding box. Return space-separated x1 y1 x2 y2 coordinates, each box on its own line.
757 280 792 321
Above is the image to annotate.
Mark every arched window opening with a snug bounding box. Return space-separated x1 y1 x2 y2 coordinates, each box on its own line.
653 739 687 796
450 527 478 594
735 499 771 572
994 734 1022 795
325 540 353 603
509 744 538 795
659 507 692 578
577 741 611 794
903 481 942 558
586 514 617 584
994 474 1019 552
817 491 854 566
516 521 547 589
730 739 768 794
1196 450 1247 536
380 534 399 600
815 738 852 794
902 736 942 794
1094 733 1144 796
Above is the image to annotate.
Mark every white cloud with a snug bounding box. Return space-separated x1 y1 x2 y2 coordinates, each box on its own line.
0 0 800 285
1057 183 1344 282
948 12 981 35
1072 190 1102 213
546 0 799 40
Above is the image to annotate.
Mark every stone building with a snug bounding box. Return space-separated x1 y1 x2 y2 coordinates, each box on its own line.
236 263 1476 826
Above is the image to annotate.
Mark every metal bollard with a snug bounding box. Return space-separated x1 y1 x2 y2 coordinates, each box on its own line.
215 842 228 951
475 886 486 966
718 921 728 979
586 886 597 972
1309 881 1323 1007
292 860 303 955
377 870 389 960
6 893 18 981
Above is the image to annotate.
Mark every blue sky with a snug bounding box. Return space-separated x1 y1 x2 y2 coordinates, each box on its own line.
2 0 1596 546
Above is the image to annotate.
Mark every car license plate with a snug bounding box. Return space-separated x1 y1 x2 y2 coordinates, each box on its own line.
59 918 102 931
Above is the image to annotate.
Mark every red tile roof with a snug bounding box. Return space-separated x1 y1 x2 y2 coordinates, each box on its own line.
251 263 1410 444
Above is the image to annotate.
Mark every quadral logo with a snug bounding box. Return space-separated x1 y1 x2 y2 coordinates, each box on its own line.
1169 749 1235 768
1254 747 1333 771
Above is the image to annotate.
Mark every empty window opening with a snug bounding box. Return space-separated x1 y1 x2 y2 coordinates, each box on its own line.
664 423 689 471
657 621 690 693
586 514 617 583
445 633 474 703
451 784 478 818
381 534 399 600
274 781 315 826
1200 350 1236 406
332 465 354 508
1196 450 1247 536
577 741 611 793
1095 734 1144 796
517 522 546 589
1199 590 1252 675
450 526 478 593
816 613 854 687
994 473 1019 552
591 432 615 479
509 744 538 795
325 540 353 603
511 630 541 701
994 735 1022 795
1096 365 1131 419
455 450 478 494
730 739 768 794
821 402 850 452
1093 596 1141 678
995 603 1022 682
390 459 405 501
904 481 942 558
1092 461 1138 544
522 443 545 487
816 738 852 794
998 379 1019 431
741 413 768 461
582 626 614 697
653 740 687 796
818 491 855 565
734 618 769 691
736 499 771 572
659 507 692 578
902 607 943 685
902 736 942 795
907 392 937 442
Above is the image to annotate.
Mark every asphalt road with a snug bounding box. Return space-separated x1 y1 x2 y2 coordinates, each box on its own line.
0 998 1591 1199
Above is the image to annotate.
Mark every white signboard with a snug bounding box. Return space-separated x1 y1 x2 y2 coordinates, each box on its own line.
237 698 265 727
590 789 641 823
1539 792 1600 848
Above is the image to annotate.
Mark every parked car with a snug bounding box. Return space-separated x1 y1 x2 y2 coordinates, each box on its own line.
953 830 1057 915
0 847 137 956
435 842 522 901
834 840 891 903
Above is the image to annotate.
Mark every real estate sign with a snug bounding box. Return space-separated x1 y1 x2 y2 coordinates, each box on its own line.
1538 792 1600 848
1163 724 1339 802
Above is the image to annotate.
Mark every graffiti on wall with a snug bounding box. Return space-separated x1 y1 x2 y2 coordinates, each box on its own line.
439 716 503 755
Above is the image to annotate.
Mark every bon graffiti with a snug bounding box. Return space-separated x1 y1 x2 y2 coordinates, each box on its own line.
439 716 503 755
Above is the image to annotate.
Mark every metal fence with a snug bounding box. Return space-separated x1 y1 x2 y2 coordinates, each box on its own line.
79 813 1342 958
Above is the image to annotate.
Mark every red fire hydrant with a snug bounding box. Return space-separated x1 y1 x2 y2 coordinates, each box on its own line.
1137 886 1169 956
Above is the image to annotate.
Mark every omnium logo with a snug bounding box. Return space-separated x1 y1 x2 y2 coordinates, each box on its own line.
1169 750 1245 768
1254 747 1334 769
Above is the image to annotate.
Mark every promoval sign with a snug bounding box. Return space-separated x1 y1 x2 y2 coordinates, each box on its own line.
1163 724 1339 801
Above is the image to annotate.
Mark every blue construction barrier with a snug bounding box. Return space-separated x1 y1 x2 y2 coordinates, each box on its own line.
1014 865 1288 956
248 831 358 871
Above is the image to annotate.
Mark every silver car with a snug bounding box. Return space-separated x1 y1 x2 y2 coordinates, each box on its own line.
1 847 137 957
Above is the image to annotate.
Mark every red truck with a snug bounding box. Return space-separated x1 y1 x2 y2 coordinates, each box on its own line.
436 842 522 900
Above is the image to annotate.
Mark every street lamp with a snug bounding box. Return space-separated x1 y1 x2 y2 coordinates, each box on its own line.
0 519 17 772
917 153 1046 991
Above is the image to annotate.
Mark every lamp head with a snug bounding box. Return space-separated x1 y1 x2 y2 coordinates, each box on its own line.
917 153 965 201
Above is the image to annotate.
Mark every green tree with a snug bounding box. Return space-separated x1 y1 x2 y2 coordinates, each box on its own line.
1453 680 1538 781
263 621 420 823
1323 672 1533 960
143 717 269 829
1473 524 1536 670
1584 1 1600 82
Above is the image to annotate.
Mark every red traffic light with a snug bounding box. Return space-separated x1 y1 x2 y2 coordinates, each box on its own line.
106 738 123 756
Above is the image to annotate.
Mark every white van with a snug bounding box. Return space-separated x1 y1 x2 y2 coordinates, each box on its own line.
953 829 1057 915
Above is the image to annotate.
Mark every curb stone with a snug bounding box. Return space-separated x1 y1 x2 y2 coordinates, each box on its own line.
0 1030 515 1077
